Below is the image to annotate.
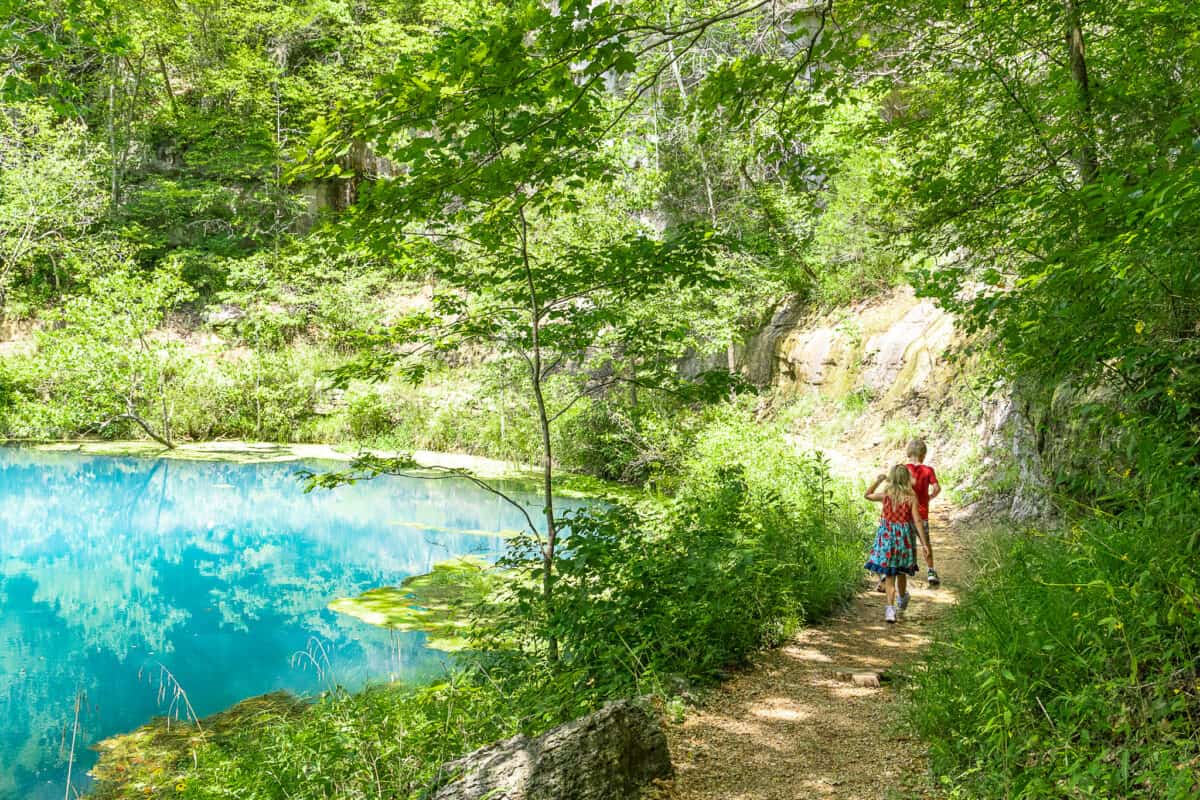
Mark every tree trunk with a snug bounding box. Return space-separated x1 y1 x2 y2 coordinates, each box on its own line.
534 373 558 664
102 406 174 449
160 388 172 447
666 20 718 226
155 44 178 117
628 361 640 433
129 412 174 449
519 207 559 663
108 59 120 214
1065 0 1098 184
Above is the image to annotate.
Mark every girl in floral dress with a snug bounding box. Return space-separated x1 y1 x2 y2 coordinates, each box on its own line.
864 465 927 623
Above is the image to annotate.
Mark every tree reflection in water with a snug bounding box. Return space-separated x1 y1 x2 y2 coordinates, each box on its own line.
0 448 538 800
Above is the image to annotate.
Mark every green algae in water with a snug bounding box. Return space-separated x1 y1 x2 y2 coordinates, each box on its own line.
329 556 504 652
86 692 310 800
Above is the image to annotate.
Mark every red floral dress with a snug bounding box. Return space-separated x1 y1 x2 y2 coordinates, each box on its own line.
865 495 919 576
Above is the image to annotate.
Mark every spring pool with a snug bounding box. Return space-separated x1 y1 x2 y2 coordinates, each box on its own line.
0 447 542 799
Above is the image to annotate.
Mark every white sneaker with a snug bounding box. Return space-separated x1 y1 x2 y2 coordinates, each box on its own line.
897 593 911 611
885 605 897 624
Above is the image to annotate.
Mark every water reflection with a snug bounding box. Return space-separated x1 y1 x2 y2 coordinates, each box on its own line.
0 448 542 800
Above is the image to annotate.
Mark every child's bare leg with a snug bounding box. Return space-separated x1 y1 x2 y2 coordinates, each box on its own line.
898 573 907 597
885 575 897 606
923 526 941 585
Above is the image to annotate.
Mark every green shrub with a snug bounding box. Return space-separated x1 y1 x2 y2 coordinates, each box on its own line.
551 393 703 486
909 466 1200 799
552 400 645 482
881 416 920 448
0 339 333 444
167 349 324 442
89 682 522 800
345 390 393 441
672 406 870 616
490 409 869 715
368 377 543 465
840 387 875 416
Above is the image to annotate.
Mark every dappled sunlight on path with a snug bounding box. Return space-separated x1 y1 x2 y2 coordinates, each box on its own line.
653 508 969 800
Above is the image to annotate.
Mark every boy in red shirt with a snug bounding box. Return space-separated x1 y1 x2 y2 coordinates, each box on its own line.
906 439 941 586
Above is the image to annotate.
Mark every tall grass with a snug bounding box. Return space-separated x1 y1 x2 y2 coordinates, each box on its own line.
908 462 1200 798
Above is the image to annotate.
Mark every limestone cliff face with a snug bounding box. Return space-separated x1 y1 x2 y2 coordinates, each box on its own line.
979 394 1058 522
745 287 957 405
740 287 1057 522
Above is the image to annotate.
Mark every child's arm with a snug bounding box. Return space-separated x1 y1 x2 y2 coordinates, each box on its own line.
864 473 887 502
929 467 941 500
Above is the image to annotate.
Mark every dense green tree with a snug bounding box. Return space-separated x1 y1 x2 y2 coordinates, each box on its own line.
300 0 740 660
840 0 1200 426
27 262 193 445
0 102 109 312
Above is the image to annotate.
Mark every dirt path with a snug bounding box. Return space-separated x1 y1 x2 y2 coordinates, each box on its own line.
653 502 970 800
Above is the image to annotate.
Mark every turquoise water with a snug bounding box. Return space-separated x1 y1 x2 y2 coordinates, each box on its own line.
0 448 545 800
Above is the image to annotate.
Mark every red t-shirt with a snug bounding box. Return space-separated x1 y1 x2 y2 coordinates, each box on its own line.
906 463 938 520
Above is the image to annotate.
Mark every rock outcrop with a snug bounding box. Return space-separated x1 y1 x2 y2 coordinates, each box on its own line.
739 301 806 385
431 699 672 800
771 287 957 402
976 394 1058 522
692 286 1068 522
203 303 247 326
859 299 956 396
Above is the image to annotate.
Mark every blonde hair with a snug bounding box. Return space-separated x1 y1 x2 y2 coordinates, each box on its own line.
885 464 916 504
906 438 927 460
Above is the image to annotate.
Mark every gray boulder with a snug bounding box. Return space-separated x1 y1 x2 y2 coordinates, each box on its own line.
431 699 672 800
204 303 246 326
